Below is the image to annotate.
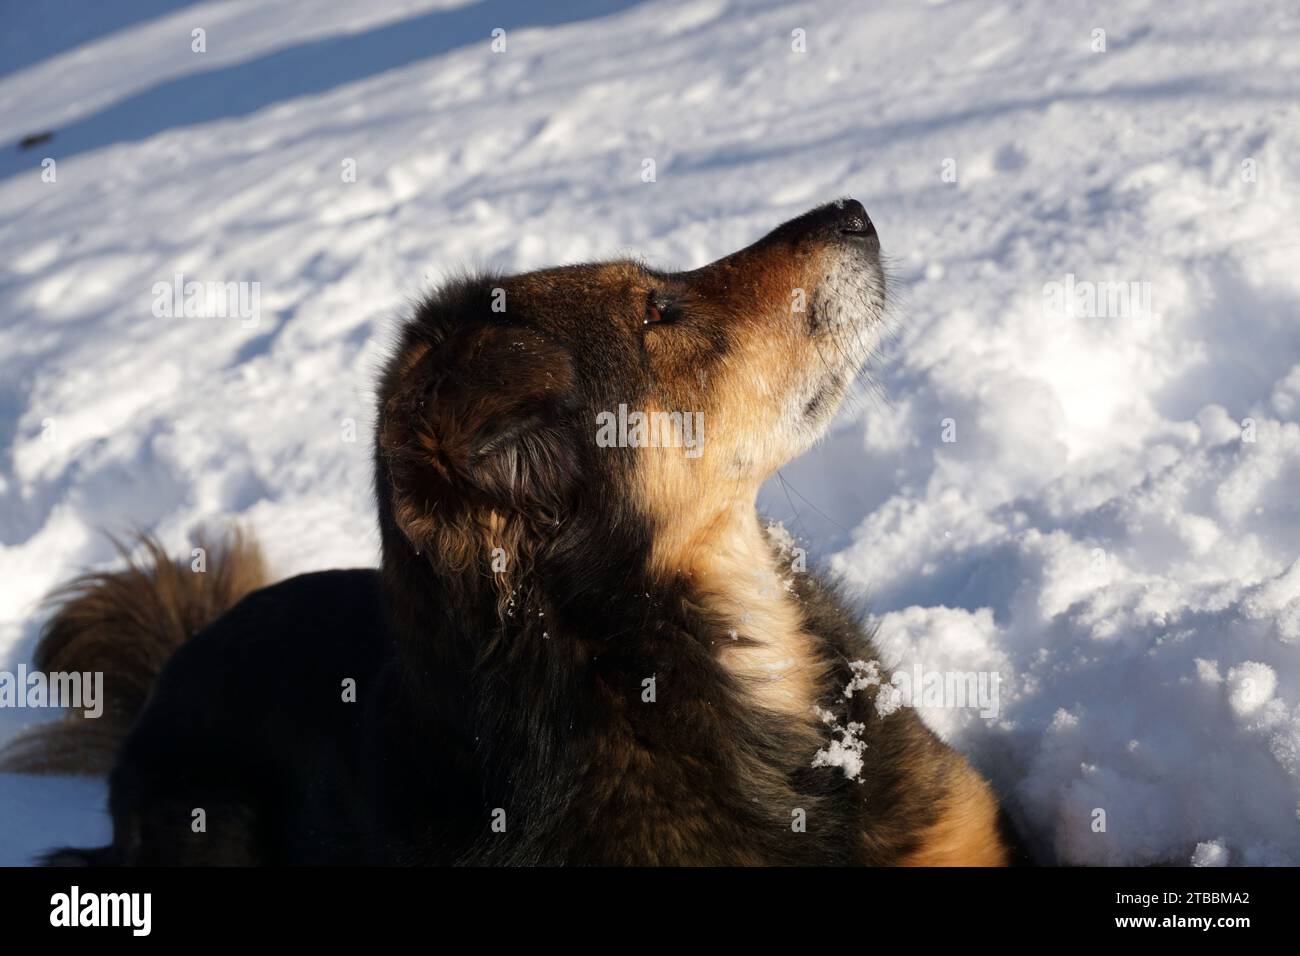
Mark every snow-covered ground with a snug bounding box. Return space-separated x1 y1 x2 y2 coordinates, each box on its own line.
2 0 1299 866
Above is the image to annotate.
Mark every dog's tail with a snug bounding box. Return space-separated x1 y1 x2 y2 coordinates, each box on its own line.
0 529 268 776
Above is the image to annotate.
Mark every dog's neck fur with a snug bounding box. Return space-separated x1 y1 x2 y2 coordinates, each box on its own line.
651 502 829 722
385 496 826 716
377 498 850 863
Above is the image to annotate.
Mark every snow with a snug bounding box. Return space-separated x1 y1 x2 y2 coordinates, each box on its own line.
1191 840 1230 867
812 706 868 783
1225 662 1278 719
2 0 1300 865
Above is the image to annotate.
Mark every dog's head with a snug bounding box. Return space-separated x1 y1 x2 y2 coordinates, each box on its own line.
376 199 886 585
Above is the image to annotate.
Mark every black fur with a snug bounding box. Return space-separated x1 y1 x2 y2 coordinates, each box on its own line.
63 563 960 865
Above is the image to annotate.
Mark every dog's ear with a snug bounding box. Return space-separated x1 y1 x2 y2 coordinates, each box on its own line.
379 324 581 539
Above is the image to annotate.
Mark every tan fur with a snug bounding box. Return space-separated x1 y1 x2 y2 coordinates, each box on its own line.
630 259 839 727
0 529 268 775
630 247 841 726
900 756 1009 866
633 389 822 721
677 507 826 722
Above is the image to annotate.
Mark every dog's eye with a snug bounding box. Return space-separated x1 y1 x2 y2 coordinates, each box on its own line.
643 294 678 326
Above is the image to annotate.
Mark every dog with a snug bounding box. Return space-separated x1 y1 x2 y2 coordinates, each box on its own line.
3 200 1017 865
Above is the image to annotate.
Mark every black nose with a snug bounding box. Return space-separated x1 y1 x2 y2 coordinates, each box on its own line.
778 198 877 243
837 199 878 238
829 198 874 236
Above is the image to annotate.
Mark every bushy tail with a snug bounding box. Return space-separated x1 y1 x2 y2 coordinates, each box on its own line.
0 529 268 776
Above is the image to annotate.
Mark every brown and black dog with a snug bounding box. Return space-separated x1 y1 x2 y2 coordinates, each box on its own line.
3 200 1015 865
